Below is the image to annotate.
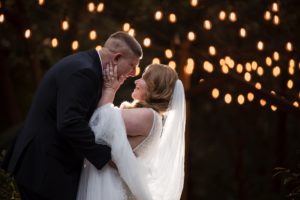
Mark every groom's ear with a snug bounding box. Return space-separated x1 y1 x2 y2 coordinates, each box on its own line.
112 53 122 64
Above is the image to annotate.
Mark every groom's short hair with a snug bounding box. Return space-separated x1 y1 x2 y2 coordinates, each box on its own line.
105 31 143 59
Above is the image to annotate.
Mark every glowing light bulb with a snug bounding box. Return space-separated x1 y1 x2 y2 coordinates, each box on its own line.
135 66 140 76
286 42 293 52
236 64 243 74
87 2 95 12
97 3 104 12
188 31 196 41
264 11 271 21
247 93 254 102
273 15 280 25
143 37 151 47
152 58 160 64
168 61 176 70
95 45 102 51
203 61 214 73
24 29 31 39
293 102 299 108
38 0 45 6
272 2 279 12
62 20 69 31
184 58 194 75
237 94 245 105
190 0 198 7
203 20 212 30
165 49 173 59
208 46 216 56
229 12 237 22
287 80 293 89
212 88 220 99
273 51 280 61
128 28 135 37
260 99 267 107
154 11 163 21
224 94 232 104
257 41 264 51
266 57 272 66
219 10 226 21
169 13 177 23
240 28 246 38
51 38 58 48
123 23 130 32
257 66 264 76
0 14 4 23
89 30 97 40
255 82 262 90
72 40 79 50
271 105 277 111
244 72 251 82
272 66 281 77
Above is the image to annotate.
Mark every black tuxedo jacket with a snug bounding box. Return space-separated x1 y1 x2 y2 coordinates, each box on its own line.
2 49 111 200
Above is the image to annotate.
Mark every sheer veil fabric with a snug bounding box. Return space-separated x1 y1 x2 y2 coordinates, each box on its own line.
76 80 186 200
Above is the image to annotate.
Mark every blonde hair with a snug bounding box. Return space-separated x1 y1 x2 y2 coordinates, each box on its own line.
122 64 178 113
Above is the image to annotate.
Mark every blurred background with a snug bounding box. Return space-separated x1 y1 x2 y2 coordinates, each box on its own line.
1 0 300 199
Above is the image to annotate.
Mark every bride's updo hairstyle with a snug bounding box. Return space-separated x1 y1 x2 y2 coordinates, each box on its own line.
122 64 178 113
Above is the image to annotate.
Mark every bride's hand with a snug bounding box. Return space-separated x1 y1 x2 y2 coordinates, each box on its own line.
103 62 126 92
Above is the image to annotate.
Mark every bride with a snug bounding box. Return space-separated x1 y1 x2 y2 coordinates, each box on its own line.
77 63 186 200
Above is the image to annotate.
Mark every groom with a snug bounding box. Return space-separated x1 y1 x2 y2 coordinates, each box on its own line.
1 31 143 200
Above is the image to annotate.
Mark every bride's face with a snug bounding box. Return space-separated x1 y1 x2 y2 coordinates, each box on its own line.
131 78 148 101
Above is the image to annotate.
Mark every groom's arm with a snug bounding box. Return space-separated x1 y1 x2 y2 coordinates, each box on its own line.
57 68 111 169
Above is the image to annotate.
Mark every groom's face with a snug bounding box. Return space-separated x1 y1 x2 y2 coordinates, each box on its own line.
114 54 139 78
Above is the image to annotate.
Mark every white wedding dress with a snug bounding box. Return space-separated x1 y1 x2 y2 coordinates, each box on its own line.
77 80 186 200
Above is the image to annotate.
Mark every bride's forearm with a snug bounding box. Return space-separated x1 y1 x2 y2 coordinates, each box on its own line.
97 88 116 107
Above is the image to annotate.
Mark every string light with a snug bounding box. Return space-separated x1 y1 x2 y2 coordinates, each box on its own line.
224 94 232 104
169 13 177 23
245 62 252 72
165 49 173 59
87 2 95 12
221 65 229 74
168 61 176 69
286 42 293 52
38 0 45 6
271 105 277 111
143 37 151 47
219 58 225 66
128 28 135 37
219 10 226 21
123 23 130 32
247 93 254 102
212 88 220 99
287 80 293 89
203 20 212 30
237 94 245 105
260 99 267 107
0 14 4 23
257 41 264 51
255 82 262 90
244 72 251 82
236 64 243 74
293 102 299 108
190 0 198 7
272 2 279 12
208 46 216 56
95 45 102 51
266 57 272 66
272 66 281 77
229 12 237 22
239 28 247 38
289 59 295 67
152 58 160 64
203 61 214 73
288 66 295 75
61 20 69 31
188 31 196 41
97 3 104 12
24 29 31 39
251 61 258 71
264 11 272 21
51 38 58 48
135 66 141 76
273 15 280 25
257 66 264 76
72 40 79 50
184 58 195 75
273 51 280 61
89 30 97 40
154 11 163 21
